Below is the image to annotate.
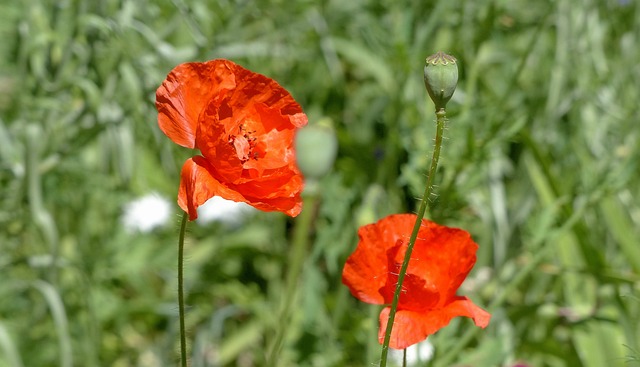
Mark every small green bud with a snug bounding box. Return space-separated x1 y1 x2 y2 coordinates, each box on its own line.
424 51 458 111
295 118 338 183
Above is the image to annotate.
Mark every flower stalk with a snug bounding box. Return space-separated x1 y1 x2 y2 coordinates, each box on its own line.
267 122 337 365
156 59 309 367
379 52 457 366
267 193 318 366
178 212 188 367
379 110 446 366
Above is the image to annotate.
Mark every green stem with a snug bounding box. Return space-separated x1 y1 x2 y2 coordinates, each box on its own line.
266 193 318 366
178 212 188 367
379 109 446 367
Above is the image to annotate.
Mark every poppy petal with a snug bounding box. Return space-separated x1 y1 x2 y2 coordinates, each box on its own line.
239 194 302 218
178 156 303 219
402 222 479 306
158 59 307 219
234 168 302 198
378 297 490 349
156 60 239 148
380 244 440 311
178 156 249 220
342 214 418 304
194 63 306 177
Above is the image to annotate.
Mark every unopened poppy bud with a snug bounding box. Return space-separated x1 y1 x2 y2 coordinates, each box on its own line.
295 118 338 182
423 51 458 111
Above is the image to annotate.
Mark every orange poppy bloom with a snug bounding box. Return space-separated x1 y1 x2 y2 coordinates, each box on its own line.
156 59 308 220
342 214 490 349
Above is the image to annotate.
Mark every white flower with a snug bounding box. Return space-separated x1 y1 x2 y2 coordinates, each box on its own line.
122 193 172 232
196 196 254 226
389 340 434 366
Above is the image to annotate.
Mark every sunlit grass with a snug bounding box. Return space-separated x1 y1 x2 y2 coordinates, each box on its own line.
1 0 639 366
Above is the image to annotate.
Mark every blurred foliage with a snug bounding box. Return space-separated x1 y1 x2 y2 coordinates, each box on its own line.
1 0 639 366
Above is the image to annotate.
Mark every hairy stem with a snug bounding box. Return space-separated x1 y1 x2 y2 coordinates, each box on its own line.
178 212 188 367
379 109 446 366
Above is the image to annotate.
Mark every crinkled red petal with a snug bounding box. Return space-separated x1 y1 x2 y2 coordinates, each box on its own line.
156 61 238 148
194 62 306 178
378 297 490 349
395 219 479 308
178 156 303 220
158 59 307 218
178 156 247 220
380 244 440 311
342 214 418 304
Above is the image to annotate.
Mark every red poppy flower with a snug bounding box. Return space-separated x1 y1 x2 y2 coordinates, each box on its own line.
342 213 490 349
156 59 308 220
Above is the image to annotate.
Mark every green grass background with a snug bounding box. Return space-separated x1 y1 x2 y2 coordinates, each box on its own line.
1 0 639 366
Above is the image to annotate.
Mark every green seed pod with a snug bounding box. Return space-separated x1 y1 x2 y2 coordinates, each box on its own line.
295 118 338 182
424 51 458 111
